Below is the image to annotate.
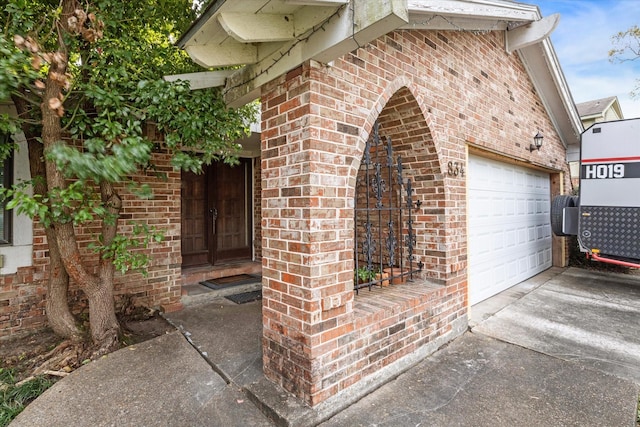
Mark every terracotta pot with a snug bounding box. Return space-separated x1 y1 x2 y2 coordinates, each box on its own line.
376 272 390 287
383 267 408 284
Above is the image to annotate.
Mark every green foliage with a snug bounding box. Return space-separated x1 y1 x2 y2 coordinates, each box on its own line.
89 223 164 275
0 34 35 134
0 368 55 427
0 35 30 100
0 133 16 163
0 179 165 275
0 179 111 228
0 0 257 276
1 0 255 177
355 266 377 283
136 79 255 170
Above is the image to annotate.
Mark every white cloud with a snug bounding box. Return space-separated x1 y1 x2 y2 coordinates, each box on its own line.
536 0 640 118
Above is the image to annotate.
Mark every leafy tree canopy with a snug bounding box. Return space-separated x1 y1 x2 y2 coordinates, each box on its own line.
0 0 257 237
1 0 255 175
0 0 257 349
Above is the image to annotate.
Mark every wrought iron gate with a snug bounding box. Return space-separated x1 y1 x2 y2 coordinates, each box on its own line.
354 122 423 292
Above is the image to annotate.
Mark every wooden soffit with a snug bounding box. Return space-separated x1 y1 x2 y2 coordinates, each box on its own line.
176 0 581 159
177 0 409 106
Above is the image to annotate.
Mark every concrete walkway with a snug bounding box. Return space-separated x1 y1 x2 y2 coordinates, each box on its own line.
324 267 640 426
8 328 273 427
10 267 640 426
320 332 636 427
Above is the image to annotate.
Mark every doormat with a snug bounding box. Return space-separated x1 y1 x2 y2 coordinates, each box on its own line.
225 290 262 304
200 274 261 290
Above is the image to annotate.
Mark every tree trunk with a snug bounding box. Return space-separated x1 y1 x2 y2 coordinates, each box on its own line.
85 277 120 356
54 216 120 354
32 145 81 339
40 0 121 353
11 92 80 339
87 180 122 355
45 231 81 339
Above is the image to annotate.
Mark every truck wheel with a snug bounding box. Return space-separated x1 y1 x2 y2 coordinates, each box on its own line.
551 195 576 236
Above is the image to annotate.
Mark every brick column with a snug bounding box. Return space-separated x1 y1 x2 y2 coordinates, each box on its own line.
260 64 360 405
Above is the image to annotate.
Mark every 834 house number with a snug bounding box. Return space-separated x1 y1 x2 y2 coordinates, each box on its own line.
447 161 465 177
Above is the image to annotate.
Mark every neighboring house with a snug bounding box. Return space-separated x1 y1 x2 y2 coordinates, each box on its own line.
1 0 582 408
570 96 624 185
577 96 624 129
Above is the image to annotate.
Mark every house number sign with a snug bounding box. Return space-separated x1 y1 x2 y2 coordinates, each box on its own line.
447 161 465 177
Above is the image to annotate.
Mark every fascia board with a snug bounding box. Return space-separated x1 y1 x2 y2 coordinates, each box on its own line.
163 70 236 90
177 0 228 48
518 39 583 161
406 0 538 22
580 113 604 121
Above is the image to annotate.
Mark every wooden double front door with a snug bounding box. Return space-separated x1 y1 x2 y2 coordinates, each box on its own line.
181 160 253 267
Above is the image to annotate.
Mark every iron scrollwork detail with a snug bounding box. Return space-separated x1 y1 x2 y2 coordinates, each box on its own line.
354 121 423 292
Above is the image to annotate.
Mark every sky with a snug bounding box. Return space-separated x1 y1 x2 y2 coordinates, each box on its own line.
533 0 640 119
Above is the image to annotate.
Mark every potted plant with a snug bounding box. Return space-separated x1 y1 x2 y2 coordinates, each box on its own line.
355 266 376 284
383 266 409 284
376 270 390 287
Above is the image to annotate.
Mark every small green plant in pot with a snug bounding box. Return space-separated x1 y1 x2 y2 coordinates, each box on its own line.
355 267 376 284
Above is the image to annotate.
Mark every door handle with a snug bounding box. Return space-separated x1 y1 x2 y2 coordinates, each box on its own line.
210 208 218 234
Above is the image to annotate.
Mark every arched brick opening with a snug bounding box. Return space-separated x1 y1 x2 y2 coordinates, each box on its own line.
376 87 446 280
260 65 467 406
353 87 447 285
259 27 570 408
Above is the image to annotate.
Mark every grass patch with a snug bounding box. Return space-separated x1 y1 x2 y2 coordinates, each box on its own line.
0 368 54 427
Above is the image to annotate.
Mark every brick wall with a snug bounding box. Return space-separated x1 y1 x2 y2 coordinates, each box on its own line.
260 29 571 406
0 124 183 339
0 266 43 337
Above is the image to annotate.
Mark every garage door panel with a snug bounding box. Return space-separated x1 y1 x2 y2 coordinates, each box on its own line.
472 243 550 266
469 155 552 305
471 231 549 256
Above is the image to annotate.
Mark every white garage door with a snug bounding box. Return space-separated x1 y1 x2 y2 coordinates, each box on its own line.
468 155 552 305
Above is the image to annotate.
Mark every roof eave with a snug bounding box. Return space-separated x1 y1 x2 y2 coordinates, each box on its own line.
405 0 539 28
175 0 583 158
517 37 583 161
580 113 604 121
176 0 227 48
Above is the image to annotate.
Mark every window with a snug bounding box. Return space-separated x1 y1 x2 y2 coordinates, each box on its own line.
0 131 31 274
0 133 12 245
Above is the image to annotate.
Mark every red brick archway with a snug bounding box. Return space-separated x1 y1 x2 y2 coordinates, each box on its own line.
259 29 568 406
260 74 466 406
375 86 447 279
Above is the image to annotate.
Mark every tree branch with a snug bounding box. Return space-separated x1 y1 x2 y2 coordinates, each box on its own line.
98 181 122 283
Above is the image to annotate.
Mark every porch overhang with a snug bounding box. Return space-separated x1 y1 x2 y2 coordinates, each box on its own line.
177 0 410 107
176 0 582 160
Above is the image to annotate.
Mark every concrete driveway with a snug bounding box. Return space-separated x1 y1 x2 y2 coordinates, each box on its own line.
12 267 640 427
472 267 640 384
323 267 640 427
